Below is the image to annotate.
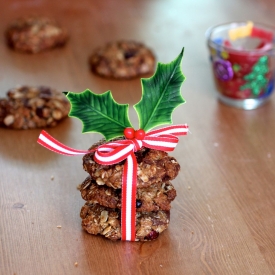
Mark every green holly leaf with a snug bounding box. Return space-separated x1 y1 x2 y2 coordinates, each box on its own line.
64 89 133 140
134 48 186 132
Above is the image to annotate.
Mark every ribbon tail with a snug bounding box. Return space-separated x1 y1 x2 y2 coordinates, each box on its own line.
147 124 189 137
121 152 137 241
37 130 91 156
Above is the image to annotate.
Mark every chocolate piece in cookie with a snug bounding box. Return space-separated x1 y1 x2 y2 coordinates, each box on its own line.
80 176 176 212
0 85 70 129
5 16 68 53
80 202 170 241
83 140 180 189
89 40 155 79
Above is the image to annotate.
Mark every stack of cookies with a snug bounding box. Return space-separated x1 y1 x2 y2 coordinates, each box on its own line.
79 139 180 241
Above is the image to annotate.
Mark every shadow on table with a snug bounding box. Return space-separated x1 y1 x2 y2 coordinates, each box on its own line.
0 118 73 164
78 227 172 273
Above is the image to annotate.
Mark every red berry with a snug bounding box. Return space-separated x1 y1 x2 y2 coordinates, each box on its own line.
145 230 159 240
134 129 145 140
124 127 135 139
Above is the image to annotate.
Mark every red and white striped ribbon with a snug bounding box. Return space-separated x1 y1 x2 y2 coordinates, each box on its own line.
37 124 188 241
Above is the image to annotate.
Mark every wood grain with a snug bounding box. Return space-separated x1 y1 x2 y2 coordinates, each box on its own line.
1 0 275 274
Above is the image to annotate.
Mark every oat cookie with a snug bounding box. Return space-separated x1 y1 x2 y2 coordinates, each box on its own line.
80 202 170 241
0 85 70 129
80 176 177 212
89 40 155 79
5 16 68 53
83 142 180 189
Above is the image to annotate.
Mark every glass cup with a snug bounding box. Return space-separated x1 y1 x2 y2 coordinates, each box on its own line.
206 21 275 110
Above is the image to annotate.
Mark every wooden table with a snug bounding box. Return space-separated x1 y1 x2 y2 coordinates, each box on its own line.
1 0 275 274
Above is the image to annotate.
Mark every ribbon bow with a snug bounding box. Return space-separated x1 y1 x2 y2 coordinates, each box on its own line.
37 124 188 241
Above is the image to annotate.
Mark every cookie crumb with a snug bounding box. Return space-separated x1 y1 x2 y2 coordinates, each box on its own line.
51 176 54 180
74 262 78 267
76 184 81 190
57 225 62 228
188 186 191 190
191 231 194 234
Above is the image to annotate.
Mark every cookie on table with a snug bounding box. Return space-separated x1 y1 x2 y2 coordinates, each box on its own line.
5 16 68 53
0 85 70 129
89 40 155 79
80 176 177 212
80 202 170 241
83 142 180 189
